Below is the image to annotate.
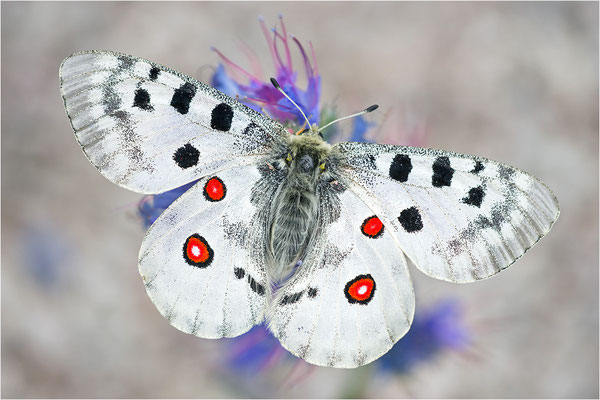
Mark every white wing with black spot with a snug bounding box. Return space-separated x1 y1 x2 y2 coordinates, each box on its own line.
268 183 414 368
60 51 287 194
139 163 282 338
333 142 560 283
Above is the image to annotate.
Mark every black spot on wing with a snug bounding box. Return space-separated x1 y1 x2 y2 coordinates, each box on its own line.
133 88 153 111
173 143 199 169
389 154 412 182
472 161 484 174
307 287 318 298
171 82 196 114
398 207 423 232
211 103 234 131
248 275 265 296
149 66 160 81
280 291 304 305
432 156 454 187
234 267 245 279
463 186 485 207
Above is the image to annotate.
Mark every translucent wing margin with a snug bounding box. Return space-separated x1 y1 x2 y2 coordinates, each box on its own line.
60 51 287 194
268 182 415 368
333 142 560 283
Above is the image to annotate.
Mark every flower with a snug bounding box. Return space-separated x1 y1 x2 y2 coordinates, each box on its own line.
211 15 321 127
378 299 470 374
138 180 196 229
223 324 288 374
349 112 376 143
21 222 72 288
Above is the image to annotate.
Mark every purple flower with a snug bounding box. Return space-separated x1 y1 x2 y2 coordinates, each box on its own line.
223 324 289 374
378 299 470 374
211 15 321 126
138 180 197 228
220 324 317 390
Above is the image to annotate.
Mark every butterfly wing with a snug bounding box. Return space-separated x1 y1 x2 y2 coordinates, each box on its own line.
60 51 287 194
268 181 414 368
139 163 284 337
332 142 560 283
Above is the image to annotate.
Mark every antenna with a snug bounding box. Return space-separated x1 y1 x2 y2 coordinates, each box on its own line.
318 104 379 132
270 78 312 130
269 78 379 135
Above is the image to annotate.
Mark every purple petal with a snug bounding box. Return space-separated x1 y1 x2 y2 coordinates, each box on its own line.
138 181 198 228
378 299 470 374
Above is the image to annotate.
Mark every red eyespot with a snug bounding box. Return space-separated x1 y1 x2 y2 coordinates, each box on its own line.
361 216 384 238
204 177 226 202
183 234 213 268
344 274 376 304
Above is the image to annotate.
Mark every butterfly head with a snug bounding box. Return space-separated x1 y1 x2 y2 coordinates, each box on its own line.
270 76 376 183
285 134 331 178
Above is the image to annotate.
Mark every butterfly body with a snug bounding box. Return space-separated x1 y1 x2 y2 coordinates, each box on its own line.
269 132 332 281
60 51 559 368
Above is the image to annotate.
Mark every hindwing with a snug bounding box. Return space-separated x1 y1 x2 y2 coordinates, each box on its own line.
139 163 283 338
268 180 414 368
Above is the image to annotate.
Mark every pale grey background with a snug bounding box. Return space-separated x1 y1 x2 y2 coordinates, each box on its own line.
2 2 598 398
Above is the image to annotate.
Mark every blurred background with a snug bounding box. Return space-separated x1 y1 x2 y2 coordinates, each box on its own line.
2 2 598 398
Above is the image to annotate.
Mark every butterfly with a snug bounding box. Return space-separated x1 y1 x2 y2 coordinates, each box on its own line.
60 50 559 368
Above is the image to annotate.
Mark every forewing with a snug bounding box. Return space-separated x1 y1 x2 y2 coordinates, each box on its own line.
60 51 287 194
139 163 283 338
333 142 560 283
268 183 414 368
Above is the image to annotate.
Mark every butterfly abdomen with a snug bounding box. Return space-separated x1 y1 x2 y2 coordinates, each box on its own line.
269 181 319 281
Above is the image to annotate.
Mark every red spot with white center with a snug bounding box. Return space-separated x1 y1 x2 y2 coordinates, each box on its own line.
361 215 384 238
203 177 226 202
344 274 376 304
183 234 213 268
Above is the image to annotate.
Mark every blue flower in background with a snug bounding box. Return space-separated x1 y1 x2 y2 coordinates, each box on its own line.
378 299 470 374
21 223 72 288
224 324 288 374
138 180 197 229
349 114 376 143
